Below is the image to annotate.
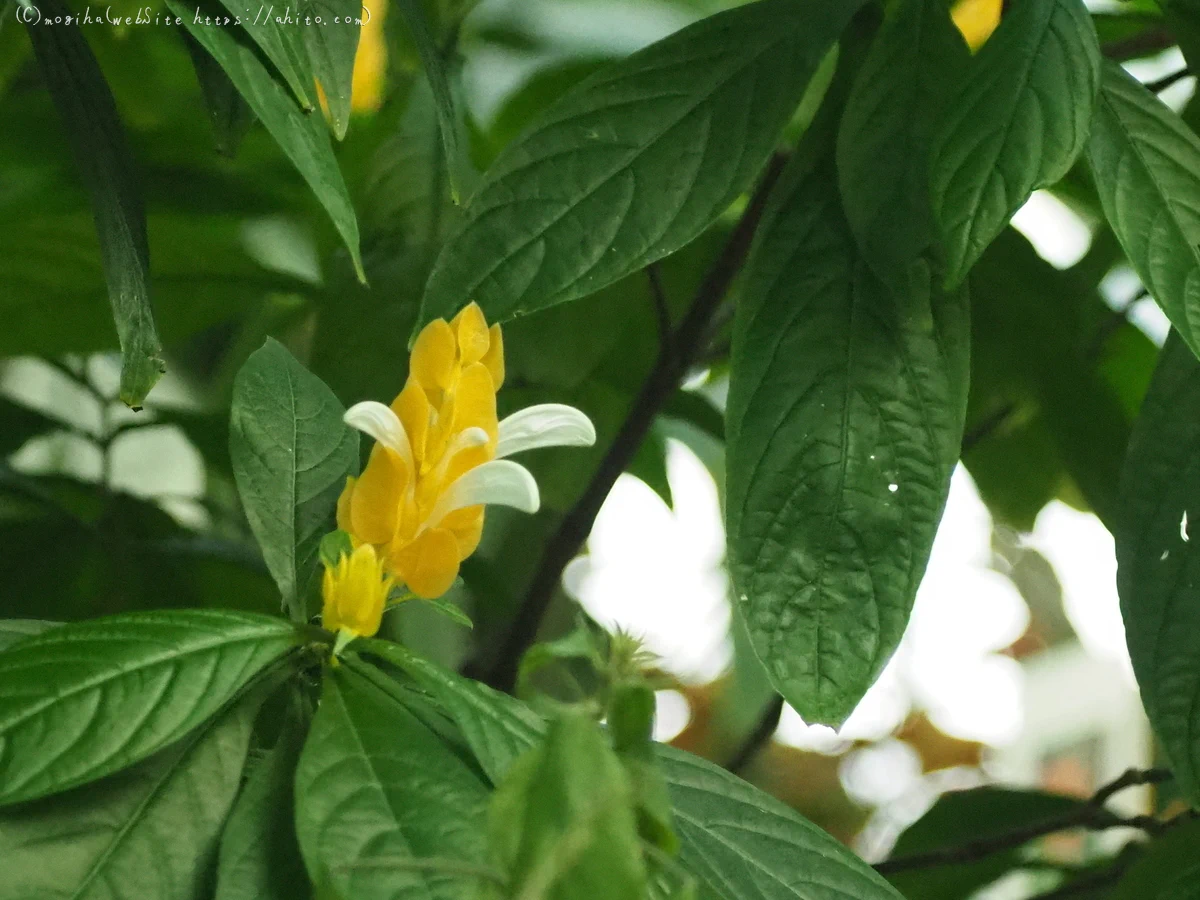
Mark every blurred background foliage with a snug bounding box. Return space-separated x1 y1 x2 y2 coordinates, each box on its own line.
0 0 1192 895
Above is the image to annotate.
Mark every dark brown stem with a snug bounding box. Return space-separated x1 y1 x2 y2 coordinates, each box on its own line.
474 153 789 692
1145 68 1192 94
874 768 1173 876
725 693 784 774
647 263 672 350
1101 28 1174 62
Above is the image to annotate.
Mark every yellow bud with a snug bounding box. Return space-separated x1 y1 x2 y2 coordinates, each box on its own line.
322 543 393 639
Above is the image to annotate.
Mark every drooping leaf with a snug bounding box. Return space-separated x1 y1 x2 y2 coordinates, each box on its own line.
230 339 359 620
181 27 255 156
393 0 469 201
1115 331 1200 803
1087 60 1200 362
0 609 304 806
837 0 969 281
211 0 317 110
170 0 364 280
0 684 259 899
726 147 969 726
490 712 648 900
303 0 362 140
294 665 494 900
417 0 866 330
24 0 164 406
885 787 1093 900
214 693 313 900
356 642 906 900
929 0 1100 286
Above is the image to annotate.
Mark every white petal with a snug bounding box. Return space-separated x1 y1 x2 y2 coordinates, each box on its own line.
450 426 490 455
344 401 413 468
496 404 597 458
429 459 540 526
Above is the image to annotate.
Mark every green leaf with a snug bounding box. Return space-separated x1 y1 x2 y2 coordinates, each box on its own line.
230 339 359 620
303 0 362 140
181 27 255 157
1111 817 1200 899
1116 331 1200 803
294 666 494 899
394 0 468 201
24 0 164 407
929 0 1100 286
0 619 58 651
491 712 648 900
837 0 969 281
0 684 260 899
170 0 364 280
1087 61 1200 362
0 395 63 457
318 529 354 569
610 681 678 853
629 429 674 508
214 692 312 900
885 787 1092 900
419 596 475 629
212 0 317 110
357 643 906 900
726 147 969 725
416 0 865 330
0 609 303 806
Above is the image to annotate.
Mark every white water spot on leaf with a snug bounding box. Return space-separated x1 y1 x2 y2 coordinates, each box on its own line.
1161 550 1170 561
1182 510 1190 542
888 483 899 493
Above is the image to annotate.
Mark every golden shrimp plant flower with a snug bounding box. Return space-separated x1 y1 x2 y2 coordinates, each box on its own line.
336 302 596 602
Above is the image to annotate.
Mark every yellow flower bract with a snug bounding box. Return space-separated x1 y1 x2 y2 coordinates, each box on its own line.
322 543 394 639
337 303 505 600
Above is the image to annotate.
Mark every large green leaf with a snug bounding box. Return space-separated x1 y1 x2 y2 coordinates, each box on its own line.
1111 818 1200 899
212 0 317 111
885 787 1092 900
1087 61 1200 361
1115 331 1200 803
24 0 164 407
0 619 58 652
356 643 906 900
726 147 969 726
929 0 1100 286
169 0 364 280
417 0 864 329
230 339 359 620
836 0 969 282
214 694 312 900
0 685 259 899
294 665 493 900
181 28 255 156
0 609 303 806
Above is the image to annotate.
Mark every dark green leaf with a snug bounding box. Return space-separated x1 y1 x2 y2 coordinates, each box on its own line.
610 681 678 853
885 787 1092 900
294 666 494 899
230 339 359 620
393 0 468 201
0 684 259 899
837 0 969 281
303 0 361 140
25 0 164 406
214 693 312 900
0 395 63 457
417 0 865 329
1116 331 1200 803
170 1 364 280
1087 60 1200 361
726 147 969 725
628 429 673 508
358 642 906 900
929 0 1100 286
212 0 316 110
181 27 255 157
491 712 648 900
1111 817 1200 899
0 609 303 806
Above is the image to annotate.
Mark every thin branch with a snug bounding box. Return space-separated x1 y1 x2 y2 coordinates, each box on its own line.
472 153 790 692
1026 861 1131 900
725 693 784 774
874 768 1173 876
1145 67 1192 94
